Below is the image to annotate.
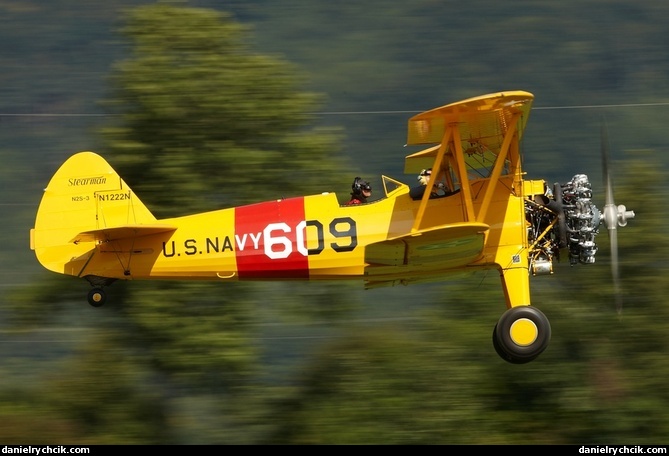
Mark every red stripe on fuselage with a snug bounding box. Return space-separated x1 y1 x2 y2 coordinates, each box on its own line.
234 197 309 279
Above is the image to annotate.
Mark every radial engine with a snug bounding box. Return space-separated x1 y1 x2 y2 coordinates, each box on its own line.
525 174 612 275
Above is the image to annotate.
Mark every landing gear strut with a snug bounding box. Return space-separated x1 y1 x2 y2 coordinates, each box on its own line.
493 306 551 364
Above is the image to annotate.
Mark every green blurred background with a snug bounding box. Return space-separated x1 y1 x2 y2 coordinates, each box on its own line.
1 0 668 444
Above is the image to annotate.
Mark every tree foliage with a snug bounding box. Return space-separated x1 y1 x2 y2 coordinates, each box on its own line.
102 4 354 216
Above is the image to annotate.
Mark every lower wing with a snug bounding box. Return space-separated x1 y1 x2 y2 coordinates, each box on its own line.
364 222 489 287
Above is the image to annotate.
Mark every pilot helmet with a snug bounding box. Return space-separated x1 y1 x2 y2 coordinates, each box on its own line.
418 168 432 185
352 177 371 194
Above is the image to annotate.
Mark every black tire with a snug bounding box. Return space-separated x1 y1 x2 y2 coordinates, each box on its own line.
494 306 551 364
87 288 106 307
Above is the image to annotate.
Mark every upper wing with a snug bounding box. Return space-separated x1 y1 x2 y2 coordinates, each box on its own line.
70 224 177 243
364 222 489 286
404 90 534 174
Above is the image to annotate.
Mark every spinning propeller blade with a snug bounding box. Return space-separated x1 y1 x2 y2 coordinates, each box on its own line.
600 123 635 314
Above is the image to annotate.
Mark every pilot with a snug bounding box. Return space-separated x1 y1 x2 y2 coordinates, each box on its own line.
418 168 438 194
411 168 442 199
347 177 372 205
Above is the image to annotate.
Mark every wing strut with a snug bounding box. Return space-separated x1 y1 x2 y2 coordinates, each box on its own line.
475 112 521 223
451 124 476 222
412 125 453 232
411 124 478 232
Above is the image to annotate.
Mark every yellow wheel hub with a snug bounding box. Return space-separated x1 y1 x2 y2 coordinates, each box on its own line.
509 318 538 346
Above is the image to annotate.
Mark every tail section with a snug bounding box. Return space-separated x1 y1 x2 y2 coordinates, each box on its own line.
30 151 157 275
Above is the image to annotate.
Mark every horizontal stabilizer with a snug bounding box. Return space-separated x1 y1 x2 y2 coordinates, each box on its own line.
71 224 177 244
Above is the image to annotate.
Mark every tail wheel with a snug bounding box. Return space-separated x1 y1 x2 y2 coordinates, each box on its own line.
493 306 551 364
87 288 107 307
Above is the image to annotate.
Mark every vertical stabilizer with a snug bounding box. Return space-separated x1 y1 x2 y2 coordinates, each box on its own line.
30 151 156 275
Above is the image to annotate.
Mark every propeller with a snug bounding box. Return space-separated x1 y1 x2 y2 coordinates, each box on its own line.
600 123 635 314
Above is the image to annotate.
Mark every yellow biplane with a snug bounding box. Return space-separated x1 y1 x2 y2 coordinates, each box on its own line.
30 90 634 364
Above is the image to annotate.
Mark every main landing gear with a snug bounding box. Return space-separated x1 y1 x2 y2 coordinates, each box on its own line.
492 306 551 364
